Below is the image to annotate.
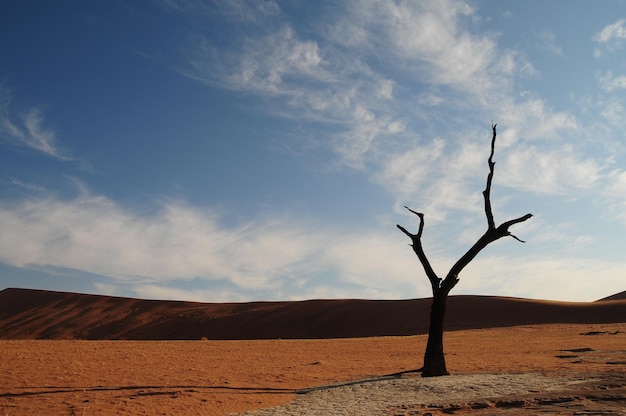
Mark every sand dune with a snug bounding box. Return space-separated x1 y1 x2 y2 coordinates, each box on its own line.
1 287 625 340
598 289 626 301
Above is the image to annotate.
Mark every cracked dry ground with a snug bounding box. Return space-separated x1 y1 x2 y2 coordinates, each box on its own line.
388 339 626 416
387 373 626 415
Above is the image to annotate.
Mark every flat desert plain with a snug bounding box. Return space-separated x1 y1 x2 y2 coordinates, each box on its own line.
1 323 625 415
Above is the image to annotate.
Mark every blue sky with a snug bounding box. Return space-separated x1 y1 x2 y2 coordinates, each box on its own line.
1 0 626 302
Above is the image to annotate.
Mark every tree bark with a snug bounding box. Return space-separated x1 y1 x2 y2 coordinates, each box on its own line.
422 290 449 376
397 124 532 377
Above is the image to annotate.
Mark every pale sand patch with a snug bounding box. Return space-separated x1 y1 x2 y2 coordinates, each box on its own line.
236 373 589 415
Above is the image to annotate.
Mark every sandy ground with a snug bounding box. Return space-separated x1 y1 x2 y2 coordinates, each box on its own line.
1 323 625 415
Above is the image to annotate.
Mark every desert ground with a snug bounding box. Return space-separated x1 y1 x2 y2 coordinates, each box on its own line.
1 323 625 415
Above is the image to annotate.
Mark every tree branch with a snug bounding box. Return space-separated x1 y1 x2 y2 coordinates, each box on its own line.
483 123 497 230
397 207 441 294
445 125 532 287
398 123 532 298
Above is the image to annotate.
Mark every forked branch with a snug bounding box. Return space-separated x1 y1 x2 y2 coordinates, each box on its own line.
397 124 532 296
397 208 441 294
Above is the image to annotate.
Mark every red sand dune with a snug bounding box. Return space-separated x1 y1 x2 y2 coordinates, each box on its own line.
1 287 625 340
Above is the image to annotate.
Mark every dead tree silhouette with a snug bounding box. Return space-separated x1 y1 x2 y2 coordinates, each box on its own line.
397 124 532 377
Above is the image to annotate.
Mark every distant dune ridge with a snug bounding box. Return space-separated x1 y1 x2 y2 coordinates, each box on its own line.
0 288 625 340
598 290 626 301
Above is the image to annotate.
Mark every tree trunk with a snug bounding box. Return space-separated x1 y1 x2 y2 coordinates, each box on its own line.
422 291 449 377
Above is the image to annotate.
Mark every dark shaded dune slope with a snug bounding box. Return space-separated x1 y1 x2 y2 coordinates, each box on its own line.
0 288 625 340
597 290 626 301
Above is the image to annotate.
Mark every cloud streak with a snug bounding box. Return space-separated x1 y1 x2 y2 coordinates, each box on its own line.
598 71 626 92
0 186 623 302
593 18 626 56
0 189 422 298
0 85 70 160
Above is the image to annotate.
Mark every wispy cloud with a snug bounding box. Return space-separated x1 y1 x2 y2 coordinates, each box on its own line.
0 85 71 160
536 30 564 56
169 1 626 226
0 187 619 302
593 18 626 44
593 18 626 57
499 145 602 195
458 255 626 302
597 71 626 92
175 1 540 194
343 0 501 92
0 188 426 299
0 187 624 301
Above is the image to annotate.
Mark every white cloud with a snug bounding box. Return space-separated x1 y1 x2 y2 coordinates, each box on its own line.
536 30 564 56
2 187 622 302
602 169 626 224
418 92 445 107
171 0 626 263
606 168 626 195
375 137 493 219
182 25 330 96
599 97 626 126
376 138 446 200
130 284 252 303
335 0 506 94
499 145 602 195
322 232 428 294
496 96 579 144
0 194 315 289
177 0 533 174
593 18 626 56
593 18 626 44
0 85 71 160
529 220 596 249
0 189 422 298
598 71 626 92
458 255 626 302
181 23 400 169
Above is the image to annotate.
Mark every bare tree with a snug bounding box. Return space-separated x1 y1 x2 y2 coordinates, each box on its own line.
397 124 532 377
